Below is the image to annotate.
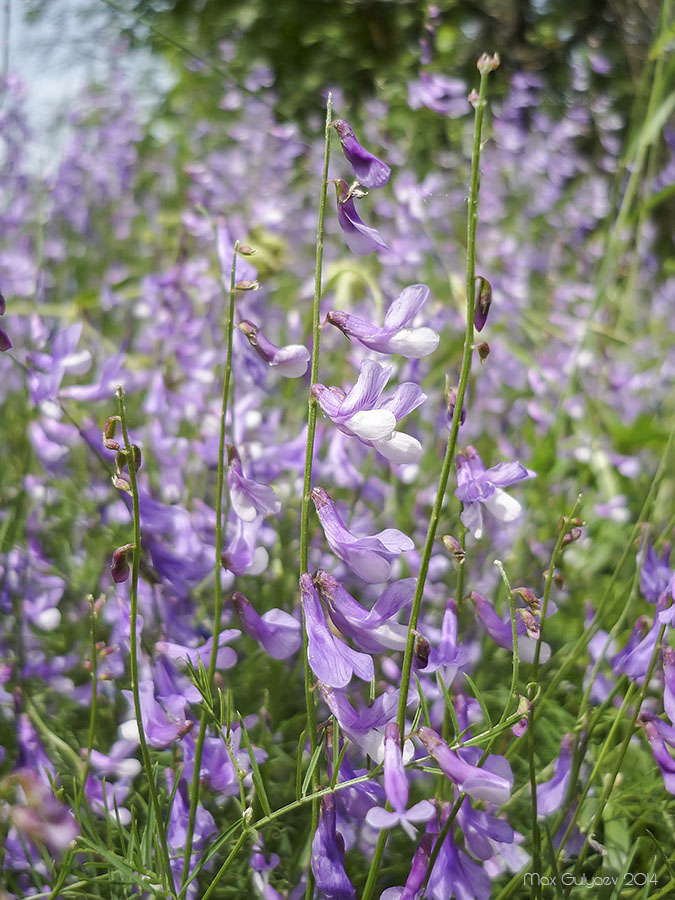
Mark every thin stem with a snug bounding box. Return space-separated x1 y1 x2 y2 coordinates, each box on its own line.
394 64 491 742
298 94 332 900
180 240 239 895
362 63 494 900
116 386 176 896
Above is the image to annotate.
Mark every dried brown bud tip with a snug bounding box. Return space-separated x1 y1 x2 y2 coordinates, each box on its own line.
553 571 564 589
442 534 465 564
477 342 490 361
131 445 142 471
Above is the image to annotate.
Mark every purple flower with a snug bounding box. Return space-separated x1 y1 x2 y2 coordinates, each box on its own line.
232 591 302 659
311 793 356 900
380 834 433 900
455 446 534 539
320 684 404 762
643 716 675 795
640 541 672 604
315 570 412 653
311 486 414 583
471 591 551 664
312 359 426 463
365 723 434 838
335 179 388 256
9 770 78 852
418 727 513 805
228 448 281 522
333 119 391 189
238 320 310 377
408 72 469 118
121 679 193 748
536 735 573 816
301 573 374 688
427 824 491 900
327 284 439 358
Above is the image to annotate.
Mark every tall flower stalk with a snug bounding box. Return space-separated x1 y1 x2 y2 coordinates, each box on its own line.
116 386 176 897
180 240 240 895
361 55 498 900
298 94 333 898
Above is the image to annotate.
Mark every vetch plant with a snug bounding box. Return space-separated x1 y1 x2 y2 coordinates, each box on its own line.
0 14 674 900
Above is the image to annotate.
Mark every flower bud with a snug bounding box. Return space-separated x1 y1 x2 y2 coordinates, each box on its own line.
237 245 257 257
468 88 480 109
413 633 430 669
477 52 500 74
111 543 134 583
518 608 540 641
235 280 260 292
512 695 530 737
562 527 583 546
445 378 466 428
442 534 465 565
515 587 539 611
477 341 490 362
131 445 142 472
103 417 121 451
474 276 492 332
112 475 131 493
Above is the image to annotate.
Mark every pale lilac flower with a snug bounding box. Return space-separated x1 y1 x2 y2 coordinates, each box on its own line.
427 825 491 900
312 359 426 463
222 512 269 576
643 716 675 795
408 72 468 118
423 598 469 677
311 793 356 900
228 448 281 522
320 684 406 763
664 647 675 723
457 797 515 861
311 486 414 583
335 179 388 256
301 573 374 688
327 284 439 358
536 735 573 816
418 727 513 804
640 541 672 604
315 570 412 652
471 591 551 664
9 770 78 852
455 446 534 539
238 320 310 377
121 679 193 748
365 723 434 838
232 591 302 659
333 119 391 189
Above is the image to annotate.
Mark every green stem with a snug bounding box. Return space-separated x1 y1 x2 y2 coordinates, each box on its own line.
298 94 332 900
394 63 491 742
362 63 494 900
116 386 176 896
180 239 239 895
